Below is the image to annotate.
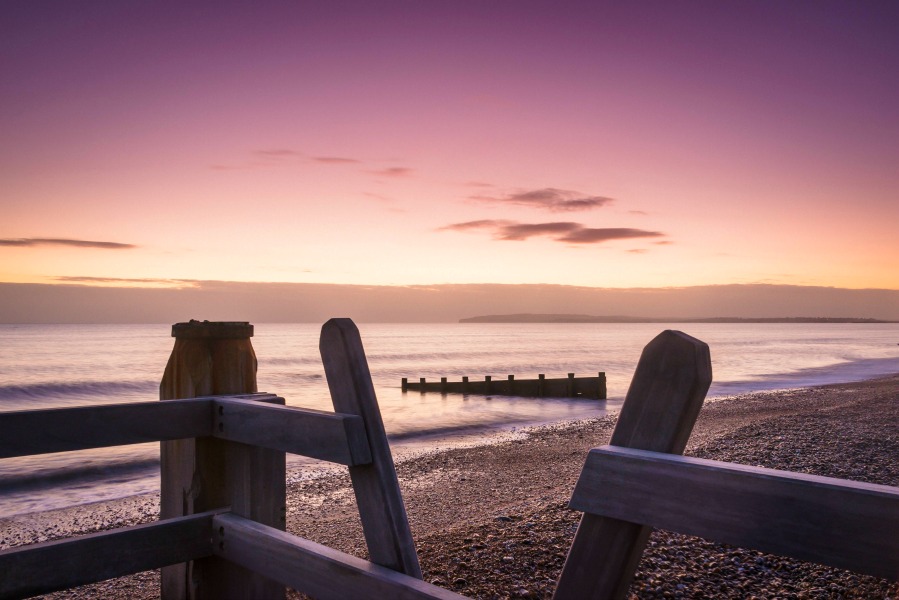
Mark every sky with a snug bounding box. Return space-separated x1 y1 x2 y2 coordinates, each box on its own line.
2 2 898 321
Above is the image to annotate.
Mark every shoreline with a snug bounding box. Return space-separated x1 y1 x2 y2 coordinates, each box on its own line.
2 375 898 598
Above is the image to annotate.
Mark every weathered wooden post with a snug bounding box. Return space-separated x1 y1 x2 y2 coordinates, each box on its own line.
160 320 286 600
507 374 515 395
554 330 711 600
319 318 422 577
598 372 607 400
567 373 575 397
485 375 492 394
401 377 408 392
462 376 469 394
538 373 546 397
440 377 448 393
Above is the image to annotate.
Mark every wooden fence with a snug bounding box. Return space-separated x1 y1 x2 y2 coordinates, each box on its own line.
0 319 464 600
401 373 606 399
1 323 897 600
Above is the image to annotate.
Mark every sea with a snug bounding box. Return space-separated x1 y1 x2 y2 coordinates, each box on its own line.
1 322 898 518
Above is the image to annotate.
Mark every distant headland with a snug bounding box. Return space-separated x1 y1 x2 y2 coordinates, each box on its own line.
459 314 896 324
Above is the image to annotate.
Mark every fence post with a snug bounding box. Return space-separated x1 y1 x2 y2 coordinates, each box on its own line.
160 320 286 600
319 318 423 577
554 330 711 600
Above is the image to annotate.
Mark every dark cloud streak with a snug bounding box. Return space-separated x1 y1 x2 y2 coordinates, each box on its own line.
314 156 361 164
497 222 579 240
0 238 136 249
369 167 414 177
440 220 664 245
254 149 302 157
557 228 664 244
471 188 613 212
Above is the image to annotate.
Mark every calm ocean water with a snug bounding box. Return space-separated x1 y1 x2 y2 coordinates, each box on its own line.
2 322 898 517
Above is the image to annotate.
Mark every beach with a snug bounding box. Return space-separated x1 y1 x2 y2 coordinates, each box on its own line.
3 375 898 599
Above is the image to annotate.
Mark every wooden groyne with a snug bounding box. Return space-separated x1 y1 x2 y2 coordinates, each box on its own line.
401 372 606 399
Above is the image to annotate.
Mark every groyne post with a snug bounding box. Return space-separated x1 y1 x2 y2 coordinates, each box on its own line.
160 321 286 600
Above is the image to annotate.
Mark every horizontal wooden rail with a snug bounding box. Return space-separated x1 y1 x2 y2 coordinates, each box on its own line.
569 445 899 580
214 397 372 466
0 397 215 458
212 513 466 600
0 511 219 599
0 394 372 466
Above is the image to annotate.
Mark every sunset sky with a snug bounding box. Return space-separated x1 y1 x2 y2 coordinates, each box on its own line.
2 2 898 320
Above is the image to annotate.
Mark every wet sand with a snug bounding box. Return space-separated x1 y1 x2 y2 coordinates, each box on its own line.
3 376 898 599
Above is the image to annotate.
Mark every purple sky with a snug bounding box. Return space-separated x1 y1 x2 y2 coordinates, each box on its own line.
2 2 897 310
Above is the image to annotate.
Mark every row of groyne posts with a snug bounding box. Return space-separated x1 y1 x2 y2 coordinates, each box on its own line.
401 372 607 399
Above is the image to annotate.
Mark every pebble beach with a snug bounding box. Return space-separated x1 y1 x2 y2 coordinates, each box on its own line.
2 375 898 599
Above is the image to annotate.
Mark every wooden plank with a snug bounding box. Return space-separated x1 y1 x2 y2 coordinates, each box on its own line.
213 398 372 465
212 513 467 600
160 321 285 600
0 512 217 599
0 399 212 458
570 446 899 581
320 318 422 577
554 330 711 600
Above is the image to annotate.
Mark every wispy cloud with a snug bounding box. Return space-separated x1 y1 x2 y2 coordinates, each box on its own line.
498 222 581 241
465 181 495 188
438 219 513 232
557 227 664 244
471 188 613 212
254 149 302 158
314 156 361 164
54 276 196 288
439 220 664 245
369 167 414 177
0 238 136 249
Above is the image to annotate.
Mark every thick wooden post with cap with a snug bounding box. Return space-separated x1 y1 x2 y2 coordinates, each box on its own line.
160 320 286 600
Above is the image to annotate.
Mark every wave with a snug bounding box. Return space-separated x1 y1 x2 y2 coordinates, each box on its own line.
261 356 322 367
709 356 899 397
0 380 157 403
0 458 159 494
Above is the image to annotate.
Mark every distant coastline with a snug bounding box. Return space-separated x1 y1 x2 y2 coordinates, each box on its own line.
459 313 896 324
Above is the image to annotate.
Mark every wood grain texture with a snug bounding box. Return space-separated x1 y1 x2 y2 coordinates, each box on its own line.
212 398 372 465
0 399 211 458
160 324 285 600
0 512 217 599
571 446 899 581
212 513 466 600
554 330 712 600
320 318 423 578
